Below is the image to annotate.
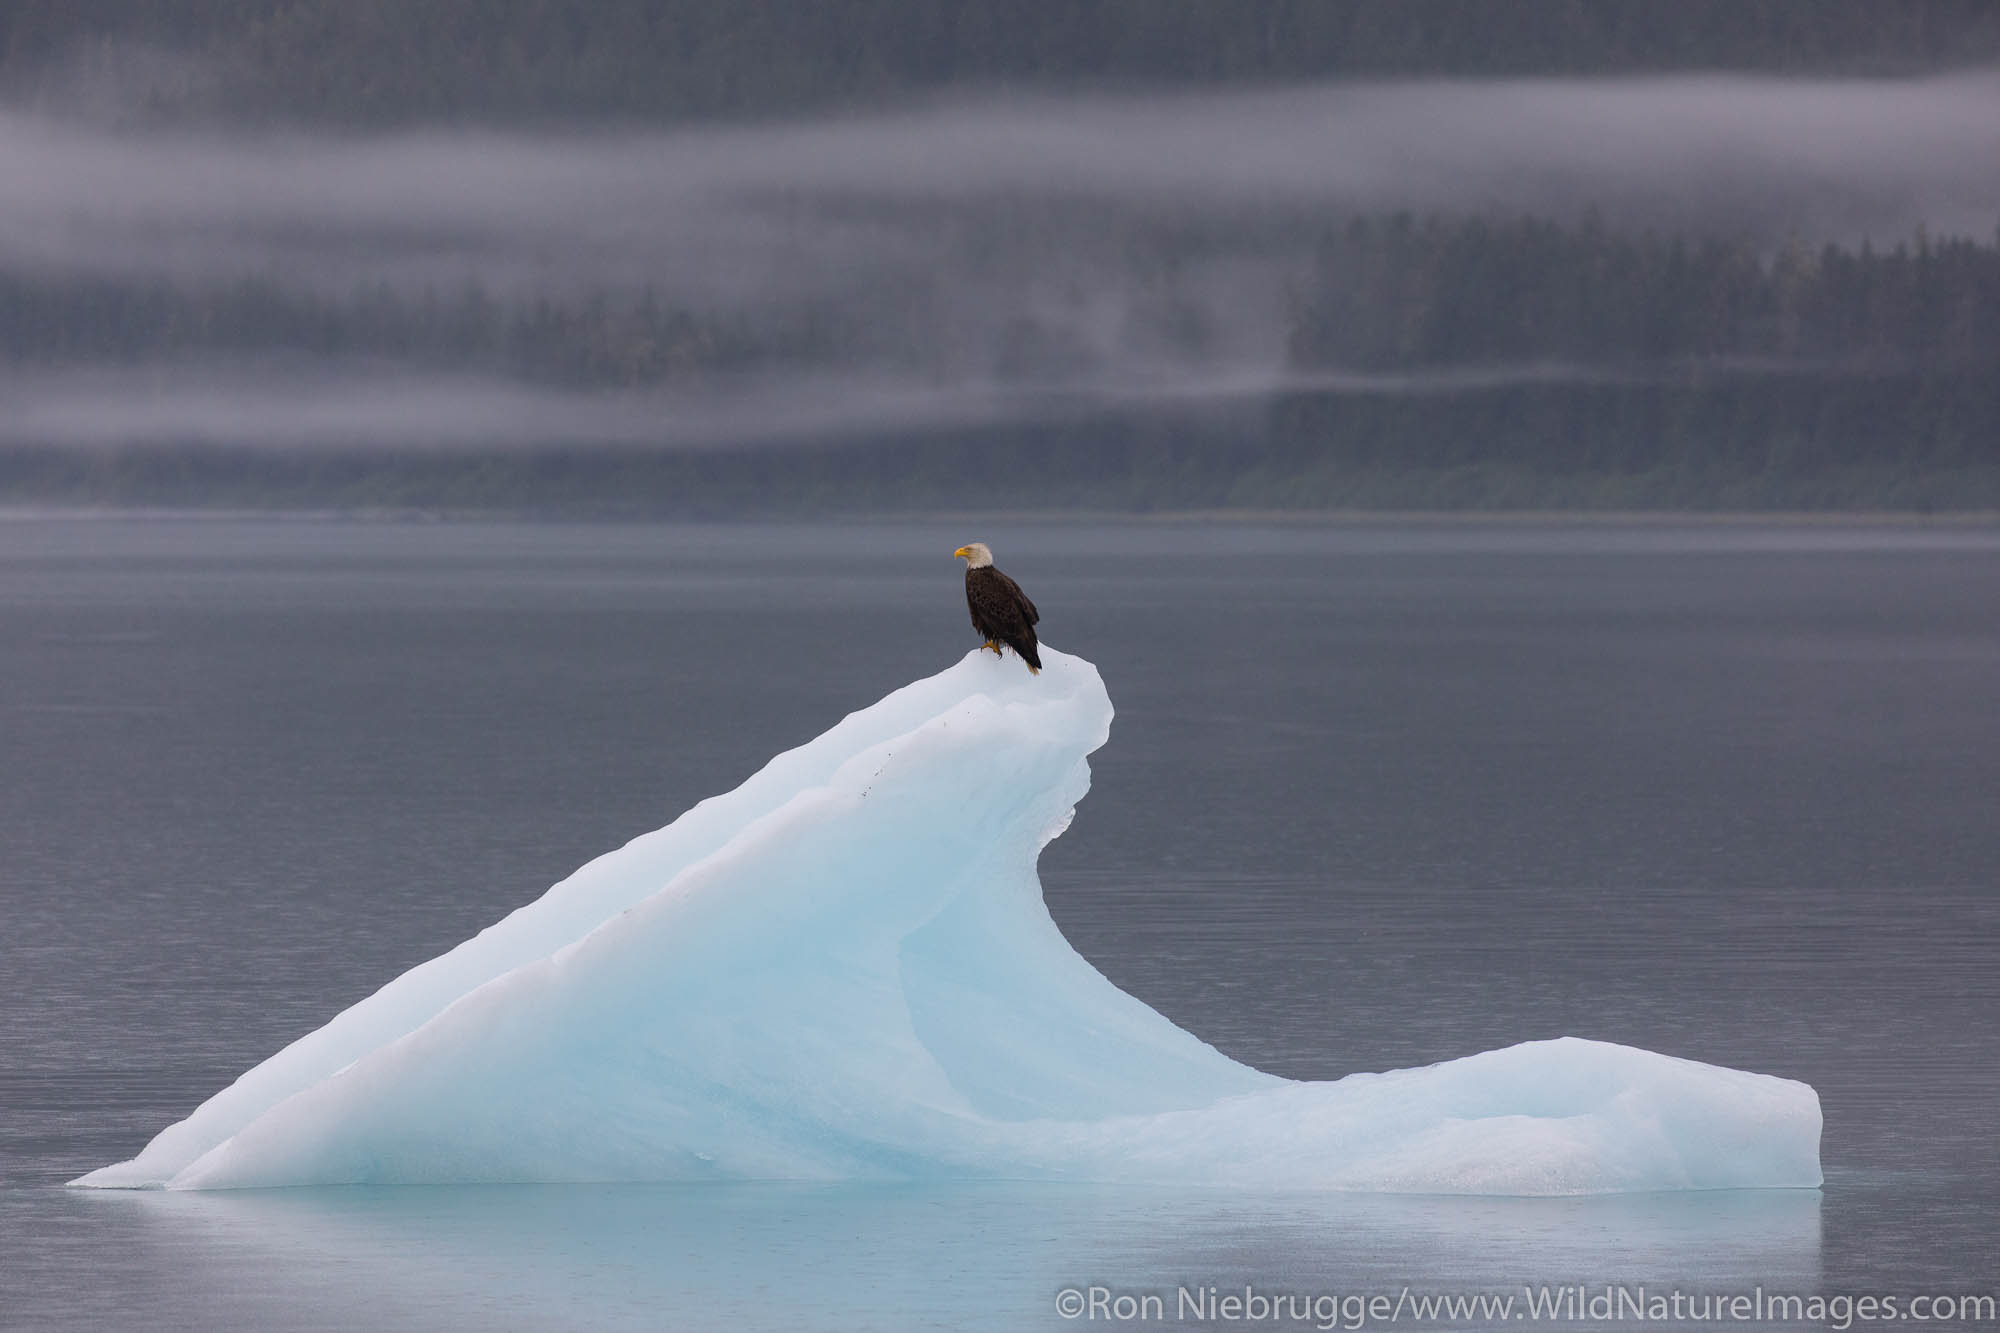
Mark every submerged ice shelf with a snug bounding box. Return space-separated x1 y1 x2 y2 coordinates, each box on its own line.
77 648 1821 1194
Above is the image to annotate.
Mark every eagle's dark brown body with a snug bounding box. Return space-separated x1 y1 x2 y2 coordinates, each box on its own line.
965 563 1041 671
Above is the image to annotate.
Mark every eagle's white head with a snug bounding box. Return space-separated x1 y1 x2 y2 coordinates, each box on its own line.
953 542 994 569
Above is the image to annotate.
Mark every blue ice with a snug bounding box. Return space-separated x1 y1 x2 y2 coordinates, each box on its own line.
76 648 1820 1193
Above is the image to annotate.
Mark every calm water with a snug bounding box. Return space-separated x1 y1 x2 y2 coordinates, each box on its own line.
2 516 1995 1331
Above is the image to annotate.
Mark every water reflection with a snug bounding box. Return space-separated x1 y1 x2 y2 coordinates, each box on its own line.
76 1183 1819 1331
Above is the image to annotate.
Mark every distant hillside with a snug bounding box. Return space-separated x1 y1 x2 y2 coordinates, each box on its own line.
8 400 1998 516
6 3 1998 513
4 213 1997 513
8 0 2000 124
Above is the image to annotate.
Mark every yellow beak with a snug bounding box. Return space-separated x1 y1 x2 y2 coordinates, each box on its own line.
952 546 974 560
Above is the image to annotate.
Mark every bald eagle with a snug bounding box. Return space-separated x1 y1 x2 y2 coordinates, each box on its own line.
953 542 1041 673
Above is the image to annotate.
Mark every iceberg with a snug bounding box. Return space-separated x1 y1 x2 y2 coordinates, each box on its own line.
76 648 1820 1194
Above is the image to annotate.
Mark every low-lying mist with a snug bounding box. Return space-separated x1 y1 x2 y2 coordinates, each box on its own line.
2 363 1684 451
4 73 1996 450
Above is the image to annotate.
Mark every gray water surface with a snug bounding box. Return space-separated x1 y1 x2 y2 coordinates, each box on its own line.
2 517 1994 1330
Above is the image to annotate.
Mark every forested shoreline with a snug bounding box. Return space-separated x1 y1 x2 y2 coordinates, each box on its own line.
4 215 1995 513
10 215 1999 384
2 1 1996 512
